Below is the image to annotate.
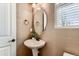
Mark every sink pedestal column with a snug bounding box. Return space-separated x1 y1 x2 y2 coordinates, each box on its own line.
32 48 39 56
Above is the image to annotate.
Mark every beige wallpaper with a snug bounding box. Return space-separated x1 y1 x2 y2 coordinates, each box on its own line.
39 3 65 56
39 3 79 56
16 3 79 56
16 3 32 56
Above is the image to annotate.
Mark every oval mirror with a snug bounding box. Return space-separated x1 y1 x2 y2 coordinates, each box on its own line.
34 7 47 35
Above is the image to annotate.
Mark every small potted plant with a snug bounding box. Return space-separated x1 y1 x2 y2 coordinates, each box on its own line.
27 28 40 41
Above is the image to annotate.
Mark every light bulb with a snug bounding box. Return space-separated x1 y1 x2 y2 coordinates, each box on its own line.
32 3 36 8
30 28 32 32
37 7 41 10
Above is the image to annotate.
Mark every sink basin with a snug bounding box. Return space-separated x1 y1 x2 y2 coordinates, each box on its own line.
24 39 46 49
24 38 46 56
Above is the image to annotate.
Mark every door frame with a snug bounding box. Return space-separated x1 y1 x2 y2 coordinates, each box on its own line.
11 3 16 56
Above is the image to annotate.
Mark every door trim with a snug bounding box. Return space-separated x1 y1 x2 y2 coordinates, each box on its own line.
11 3 16 56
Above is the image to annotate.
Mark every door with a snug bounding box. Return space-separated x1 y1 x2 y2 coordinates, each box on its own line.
0 3 16 56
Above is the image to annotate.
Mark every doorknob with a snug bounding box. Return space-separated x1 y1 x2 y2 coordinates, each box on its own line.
8 39 15 42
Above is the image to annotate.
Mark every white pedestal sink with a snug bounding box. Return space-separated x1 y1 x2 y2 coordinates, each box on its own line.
24 38 46 56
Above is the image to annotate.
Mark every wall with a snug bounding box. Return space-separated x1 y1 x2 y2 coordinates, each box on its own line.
16 3 79 56
39 3 65 56
64 29 79 56
39 3 79 56
16 3 32 56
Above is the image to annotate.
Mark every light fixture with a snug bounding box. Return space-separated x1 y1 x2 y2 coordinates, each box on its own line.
32 3 41 10
32 3 37 8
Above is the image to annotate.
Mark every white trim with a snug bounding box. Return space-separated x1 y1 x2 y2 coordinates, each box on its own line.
11 3 16 56
7 3 11 36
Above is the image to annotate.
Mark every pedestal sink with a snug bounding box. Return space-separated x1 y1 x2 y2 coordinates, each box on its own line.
24 38 46 56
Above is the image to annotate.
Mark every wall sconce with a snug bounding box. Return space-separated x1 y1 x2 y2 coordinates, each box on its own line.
24 19 29 25
32 3 41 10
